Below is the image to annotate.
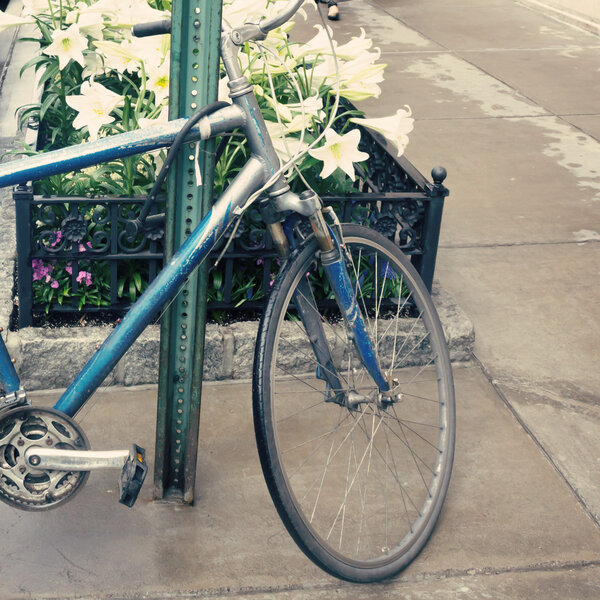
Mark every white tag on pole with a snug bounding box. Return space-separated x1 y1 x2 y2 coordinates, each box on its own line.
194 142 202 187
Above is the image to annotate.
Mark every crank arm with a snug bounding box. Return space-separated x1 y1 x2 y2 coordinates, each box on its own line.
25 444 149 507
25 447 130 471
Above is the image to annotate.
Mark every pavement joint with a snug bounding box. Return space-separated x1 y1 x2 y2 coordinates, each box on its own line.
517 0 600 36
25 560 600 600
440 239 600 249
473 355 600 531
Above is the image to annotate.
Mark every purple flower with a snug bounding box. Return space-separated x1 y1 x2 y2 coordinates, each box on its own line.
76 270 93 287
50 280 59 289
50 230 63 248
32 259 53 282
66 264 73 275
379 261 396 281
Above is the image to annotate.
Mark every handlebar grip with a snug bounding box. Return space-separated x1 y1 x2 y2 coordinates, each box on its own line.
132 19 171 38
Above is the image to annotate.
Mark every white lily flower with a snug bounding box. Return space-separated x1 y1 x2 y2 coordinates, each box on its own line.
278 114 308 134
66 80 122 140
76 0 118 17
336 28 373 60
219 77 231 102
21 0 51 17
223 0 301 30
238 49 295 77
77 0 166 24
147 60 170 104
263 93 293 122
308 128 369 181
112 0 169 27
349 107 414 157
0 11 33 32
94 36 168 74
82 51 110 78
94 40 136 74
285 94 323 117
295 25 337 60
65 11 105 40
43 24 88 70
337 83 382 102
137 104 169 129
264 121 310 165
129 35 170 71
309 54 385 101
343 51 386 86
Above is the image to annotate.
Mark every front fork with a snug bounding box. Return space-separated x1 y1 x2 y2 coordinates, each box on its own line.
266 193 391 402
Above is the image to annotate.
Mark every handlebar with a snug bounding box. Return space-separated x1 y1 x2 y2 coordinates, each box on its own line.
132 0 306 42
259 0 307 34
132 19 171 38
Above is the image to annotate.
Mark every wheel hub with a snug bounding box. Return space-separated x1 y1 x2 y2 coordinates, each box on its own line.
0 407 90 510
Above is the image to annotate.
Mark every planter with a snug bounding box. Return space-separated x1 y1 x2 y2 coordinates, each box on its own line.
14 122 449 327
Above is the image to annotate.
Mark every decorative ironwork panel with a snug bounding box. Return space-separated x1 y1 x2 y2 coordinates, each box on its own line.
15 127 447 324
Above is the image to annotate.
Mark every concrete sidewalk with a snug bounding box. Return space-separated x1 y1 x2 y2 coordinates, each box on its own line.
1 0 600 598
2 368 600 599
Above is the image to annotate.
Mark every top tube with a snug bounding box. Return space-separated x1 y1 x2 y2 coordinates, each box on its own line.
0 105 245 190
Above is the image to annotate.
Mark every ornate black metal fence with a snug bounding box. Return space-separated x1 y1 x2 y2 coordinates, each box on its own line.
14 127 448 328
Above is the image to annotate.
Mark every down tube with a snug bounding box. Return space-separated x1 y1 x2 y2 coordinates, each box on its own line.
54 158 266 417
0 335 20 393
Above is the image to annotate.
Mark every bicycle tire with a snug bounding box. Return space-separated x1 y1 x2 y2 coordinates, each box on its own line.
253 224 455 582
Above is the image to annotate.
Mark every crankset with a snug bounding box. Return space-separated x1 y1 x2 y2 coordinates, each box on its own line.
0 406 90 510
0 406 148 510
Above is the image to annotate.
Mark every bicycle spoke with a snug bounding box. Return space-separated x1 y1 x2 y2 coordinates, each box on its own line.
326 413 384 541
382 413 440 467
280 331 349 391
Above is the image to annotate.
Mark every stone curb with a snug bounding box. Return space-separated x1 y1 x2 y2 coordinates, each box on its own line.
3 285 474 391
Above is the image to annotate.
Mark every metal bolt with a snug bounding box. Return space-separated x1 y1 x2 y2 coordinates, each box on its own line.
46 438 53 446
17 439 24 447
29 455 40 466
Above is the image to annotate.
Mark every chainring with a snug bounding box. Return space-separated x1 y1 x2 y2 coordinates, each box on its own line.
0 406 90 511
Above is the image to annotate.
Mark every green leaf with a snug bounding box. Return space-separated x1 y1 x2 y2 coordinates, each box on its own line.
133 271 142 292
129 281 137 302
19 54 49 78
39 92 59 121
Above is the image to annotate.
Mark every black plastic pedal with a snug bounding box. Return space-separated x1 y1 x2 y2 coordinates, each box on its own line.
119 445 148 507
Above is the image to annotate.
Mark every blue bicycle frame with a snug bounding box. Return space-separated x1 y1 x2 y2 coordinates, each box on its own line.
0 0 391 416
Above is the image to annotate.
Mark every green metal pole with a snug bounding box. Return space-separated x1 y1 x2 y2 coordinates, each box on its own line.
154 0 223 504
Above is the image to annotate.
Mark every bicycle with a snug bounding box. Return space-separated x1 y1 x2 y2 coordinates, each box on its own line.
0 0 455 583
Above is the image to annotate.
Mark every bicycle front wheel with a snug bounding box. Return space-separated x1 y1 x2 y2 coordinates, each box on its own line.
253 224 455 582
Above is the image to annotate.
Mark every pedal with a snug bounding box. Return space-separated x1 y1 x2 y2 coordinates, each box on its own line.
119 445 148 508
